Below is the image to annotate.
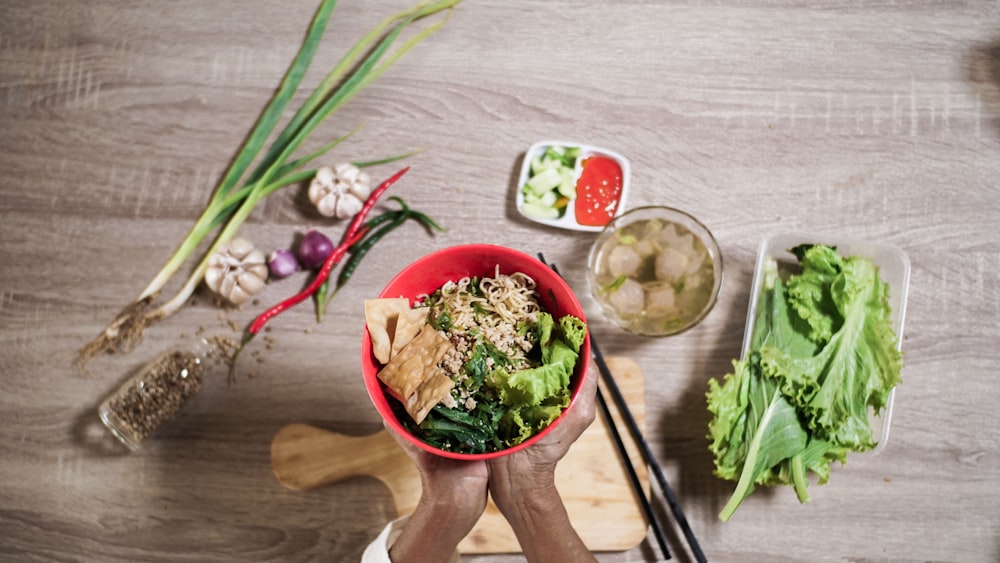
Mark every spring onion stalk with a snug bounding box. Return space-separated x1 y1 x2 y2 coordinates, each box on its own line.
76 0 461 368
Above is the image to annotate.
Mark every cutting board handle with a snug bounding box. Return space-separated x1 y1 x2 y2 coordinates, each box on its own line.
271 423 414 493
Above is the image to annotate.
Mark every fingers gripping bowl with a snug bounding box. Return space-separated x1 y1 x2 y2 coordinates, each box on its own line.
360 244 591 460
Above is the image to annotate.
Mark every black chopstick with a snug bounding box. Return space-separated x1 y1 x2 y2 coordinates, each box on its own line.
595 384 672 560
540 255 708 563
591 338 707 563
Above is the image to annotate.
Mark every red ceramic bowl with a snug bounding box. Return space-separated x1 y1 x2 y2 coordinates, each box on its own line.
360 244 591 460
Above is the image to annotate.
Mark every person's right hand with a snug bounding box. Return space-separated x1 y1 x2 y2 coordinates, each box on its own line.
486 365 599 563
384 424 488 563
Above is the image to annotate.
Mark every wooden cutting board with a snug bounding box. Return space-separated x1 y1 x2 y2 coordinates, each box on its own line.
270 356 649 554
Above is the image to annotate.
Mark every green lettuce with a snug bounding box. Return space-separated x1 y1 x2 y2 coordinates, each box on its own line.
707 244 901 521
495 312 584 447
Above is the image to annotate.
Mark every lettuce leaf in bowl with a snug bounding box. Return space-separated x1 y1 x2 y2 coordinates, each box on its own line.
496 312 584 446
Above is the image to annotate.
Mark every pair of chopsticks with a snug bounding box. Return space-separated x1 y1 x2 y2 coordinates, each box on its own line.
540 255 707 563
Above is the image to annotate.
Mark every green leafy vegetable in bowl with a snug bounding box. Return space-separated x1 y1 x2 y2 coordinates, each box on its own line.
396 274 587 455
706 244 903 521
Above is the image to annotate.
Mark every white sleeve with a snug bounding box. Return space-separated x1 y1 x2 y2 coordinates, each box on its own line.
361 515 460 563
361 516 409 563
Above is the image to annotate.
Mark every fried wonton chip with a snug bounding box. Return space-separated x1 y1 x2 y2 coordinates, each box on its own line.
377 324 455 424
407 370 454 425
391 307 430 360
364 298 410 364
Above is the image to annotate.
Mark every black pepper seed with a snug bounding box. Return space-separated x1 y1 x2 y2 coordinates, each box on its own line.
104 350 204 444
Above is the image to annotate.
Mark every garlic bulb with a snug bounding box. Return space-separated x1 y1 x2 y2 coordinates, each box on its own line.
204 237 268 305
308 163 372 219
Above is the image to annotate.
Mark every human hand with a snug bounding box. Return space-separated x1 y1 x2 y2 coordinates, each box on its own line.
388 425 489 516
486 365 599 563
488 363 598 500
385 425 488 563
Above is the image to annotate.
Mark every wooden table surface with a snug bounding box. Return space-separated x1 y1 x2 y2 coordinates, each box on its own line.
2 1 999 561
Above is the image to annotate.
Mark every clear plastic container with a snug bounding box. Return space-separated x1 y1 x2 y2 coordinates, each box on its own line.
98 338 210 450
741 233 910 453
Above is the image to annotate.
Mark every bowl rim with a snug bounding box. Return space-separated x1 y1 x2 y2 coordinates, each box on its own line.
586 205 725 337
360 243 592 460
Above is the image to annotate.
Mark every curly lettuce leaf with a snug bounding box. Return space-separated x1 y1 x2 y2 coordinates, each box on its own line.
707 244 902 520
711 356 810 522
787 244 844 344
494 312 584 446
498 355 573 409
499 401 567 447
559 314 587 353
763 246 903 449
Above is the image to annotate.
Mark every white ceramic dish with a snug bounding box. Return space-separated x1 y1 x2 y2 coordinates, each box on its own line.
741 233 910 454
515 140 630 232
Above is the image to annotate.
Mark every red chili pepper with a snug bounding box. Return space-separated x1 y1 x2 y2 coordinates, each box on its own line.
341 166 410 244
251 165 409 335
229 166 410 382
247 226 368 336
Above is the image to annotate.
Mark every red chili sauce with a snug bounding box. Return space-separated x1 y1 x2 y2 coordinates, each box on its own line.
574 155 623 227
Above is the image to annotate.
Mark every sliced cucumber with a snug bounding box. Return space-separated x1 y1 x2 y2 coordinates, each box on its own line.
530 155 556 175
521 201 561 220
521 144 580 221
526 167 562 196
557 166 575 198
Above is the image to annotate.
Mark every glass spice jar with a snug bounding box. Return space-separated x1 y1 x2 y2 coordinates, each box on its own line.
98 338 211 450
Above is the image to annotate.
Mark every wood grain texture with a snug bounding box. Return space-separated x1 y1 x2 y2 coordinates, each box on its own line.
2 1 999 562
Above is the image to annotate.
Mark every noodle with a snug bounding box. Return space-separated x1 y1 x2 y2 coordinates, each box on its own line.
421 268 542 409
423 267 540 331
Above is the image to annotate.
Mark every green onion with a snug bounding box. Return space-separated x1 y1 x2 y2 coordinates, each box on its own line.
601 275 628 294
76 0 462 368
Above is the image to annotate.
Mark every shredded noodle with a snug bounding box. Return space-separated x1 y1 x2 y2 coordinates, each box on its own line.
422 268 542 409
436 266 539 330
